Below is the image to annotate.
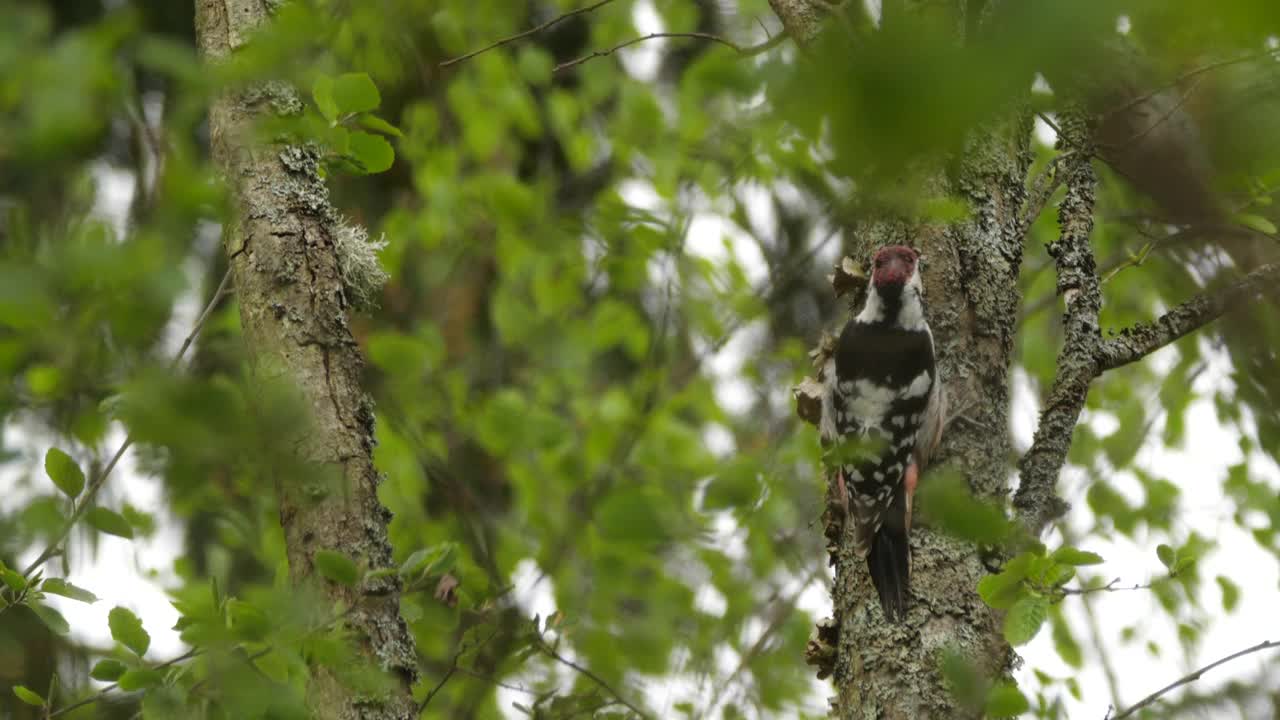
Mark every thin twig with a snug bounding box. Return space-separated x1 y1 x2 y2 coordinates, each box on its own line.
440 0 620 68
419 650 462 711
451 666 539 695
698 565 824 720
1101 47 1280 121
49 648 202 718
1103 75 1207 152
540 642 651 720
1059 578 1153 596
554 31 786 73
1036 111 1063 139
419 629 499 712
170 267 234 371
22 267 234 578
1109 640 1280 719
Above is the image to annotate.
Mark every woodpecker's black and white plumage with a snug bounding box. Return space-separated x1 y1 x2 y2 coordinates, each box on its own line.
819 245 943 623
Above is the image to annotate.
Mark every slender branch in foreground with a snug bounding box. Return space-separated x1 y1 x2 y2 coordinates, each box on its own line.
49 648 202 718
1096 262 1280 372
1013 112 1097 537
554 31 787 73
1101 47 1280 122
440 0 619 67
698 564 825 720
1059 577 1153 597
539 641 651 720
1108 640 1280 720
22 268 234 578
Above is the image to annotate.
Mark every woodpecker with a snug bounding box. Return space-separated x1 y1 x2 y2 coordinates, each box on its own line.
819 245 942 622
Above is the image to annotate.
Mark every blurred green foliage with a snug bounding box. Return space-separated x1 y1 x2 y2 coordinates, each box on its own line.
1 0 1279 718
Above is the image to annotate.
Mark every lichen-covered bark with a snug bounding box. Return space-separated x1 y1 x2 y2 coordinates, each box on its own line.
778 2 1031 717
194 2 417 718
1096 262 1280 371
1013 113 1098 537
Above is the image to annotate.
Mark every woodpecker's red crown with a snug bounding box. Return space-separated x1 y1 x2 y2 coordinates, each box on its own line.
871 245 919 289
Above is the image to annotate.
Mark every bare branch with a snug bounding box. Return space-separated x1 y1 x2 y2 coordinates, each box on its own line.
1013 112 1098 537
1109 640 1280 720
1100 47 1280 122
22 267 233 578
49 648 202 718
539 641 651 720
419 630 497 712
1096 262 1280 372
1058 577 1153 596
553 31 786 74
439 0 619 68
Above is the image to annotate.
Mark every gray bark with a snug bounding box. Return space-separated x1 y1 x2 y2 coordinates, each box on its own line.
776 1 1030 717
194 2 417 718
1014 114 1097 538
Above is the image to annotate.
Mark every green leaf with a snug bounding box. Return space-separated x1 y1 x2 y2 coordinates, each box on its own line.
314 549 360 587
87 507 134 538
1003 595 1048 646
977 553 1033 610
597 487 665 547
703 459 760 511
42 578 98 603
916 471 1015 545
109 606 151 656
312 75 338 122
0 566 27 592
1156 544 1175 569
90 658 128 681
1051 609 1083 668
984 683 1030 718
333 72 381 115
12 685 44 707
31 603 70 635
1236 212 1277 235
358 114 403 137
1050 547 1103 566
45 447 86 498
118 668 164 691
253 649 291 683
1216 575 1240 612
348 131 394 173
398 543 458 579
1043 562 1076 588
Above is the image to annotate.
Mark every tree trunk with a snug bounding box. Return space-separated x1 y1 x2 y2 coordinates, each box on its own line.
773 0 1030 716
194 2 417 718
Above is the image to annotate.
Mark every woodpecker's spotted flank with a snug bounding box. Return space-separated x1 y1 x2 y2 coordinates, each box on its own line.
819 245 943 622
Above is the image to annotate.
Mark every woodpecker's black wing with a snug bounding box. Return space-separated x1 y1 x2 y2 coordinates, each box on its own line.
831 317 936 621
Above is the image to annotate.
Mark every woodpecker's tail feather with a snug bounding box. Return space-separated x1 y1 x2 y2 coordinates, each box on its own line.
867 522 910 622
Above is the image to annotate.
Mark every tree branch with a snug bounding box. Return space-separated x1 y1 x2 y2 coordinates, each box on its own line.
49 648 202 718
439 0 620 68
1096 262 1280 372
1013 112 1098 537
1109 640 1280 720
553 31 786 74
1058 577 1153 596
21 267 233 578
1100 47 1280 122
539 641 651 720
